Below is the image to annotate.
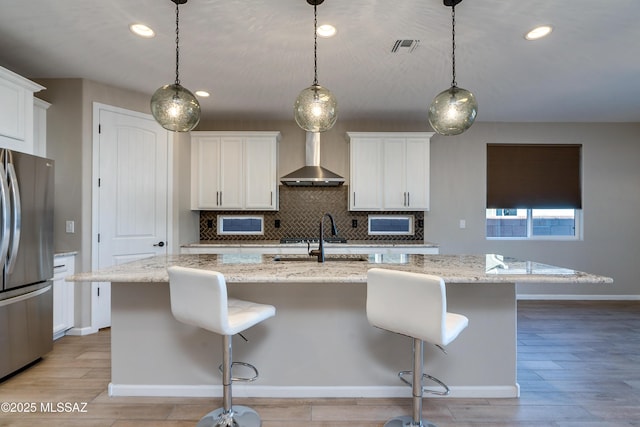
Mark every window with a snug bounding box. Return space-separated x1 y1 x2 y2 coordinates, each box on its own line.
486 208 580 239
486 144 582 240
217 215 264 235
368 215 414 235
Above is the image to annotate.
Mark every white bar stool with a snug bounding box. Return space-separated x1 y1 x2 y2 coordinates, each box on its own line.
168 266 276 427
367 268 469 427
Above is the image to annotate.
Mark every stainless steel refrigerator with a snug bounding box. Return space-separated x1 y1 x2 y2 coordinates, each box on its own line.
0 149 54 379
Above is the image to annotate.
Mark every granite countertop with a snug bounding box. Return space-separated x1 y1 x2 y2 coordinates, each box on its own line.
69 253 613 285
183 240 440 248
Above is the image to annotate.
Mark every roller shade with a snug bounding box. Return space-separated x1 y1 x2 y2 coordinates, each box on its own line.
486 144 582 209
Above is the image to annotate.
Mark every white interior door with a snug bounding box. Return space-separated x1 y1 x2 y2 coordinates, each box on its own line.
92 104 169 329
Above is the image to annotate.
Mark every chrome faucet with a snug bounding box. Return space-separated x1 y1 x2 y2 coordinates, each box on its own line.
308 213 338 263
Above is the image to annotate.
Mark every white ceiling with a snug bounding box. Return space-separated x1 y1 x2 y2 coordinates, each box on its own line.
1 0 639 123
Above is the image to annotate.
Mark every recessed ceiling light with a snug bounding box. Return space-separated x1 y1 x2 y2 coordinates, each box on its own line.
195 90 210 97
130 23 155 38
525 25 553 41
317 24 337 38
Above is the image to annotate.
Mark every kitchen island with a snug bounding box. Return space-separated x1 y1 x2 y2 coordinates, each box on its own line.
70 254 612 399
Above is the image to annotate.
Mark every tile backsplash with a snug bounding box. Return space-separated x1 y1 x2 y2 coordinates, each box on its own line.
199 186 424 241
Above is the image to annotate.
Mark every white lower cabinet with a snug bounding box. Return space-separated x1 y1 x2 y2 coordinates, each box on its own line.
53 254 75 340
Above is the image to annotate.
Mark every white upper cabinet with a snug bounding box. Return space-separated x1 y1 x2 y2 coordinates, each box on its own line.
244 136 278 209
33 97 51 157
191 131 280 210
0 66 45 154
349 136 382 210
348 132 433 211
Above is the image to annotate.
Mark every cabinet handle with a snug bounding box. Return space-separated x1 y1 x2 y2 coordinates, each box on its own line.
403 192 407 206
353 192 356 206
216 191 219 206
270 191 273 206
407 192 410 207
220 191 222 205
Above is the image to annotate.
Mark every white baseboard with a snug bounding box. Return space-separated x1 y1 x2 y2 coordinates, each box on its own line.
517 294 640 301
108 383 519 399
65 326 99 336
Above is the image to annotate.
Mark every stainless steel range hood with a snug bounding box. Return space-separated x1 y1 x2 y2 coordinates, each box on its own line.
280 132 345 186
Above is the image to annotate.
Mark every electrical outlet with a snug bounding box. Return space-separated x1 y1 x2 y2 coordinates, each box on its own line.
207 219 213 228
275 219 281 228
352 219 358 228
417 219 424 228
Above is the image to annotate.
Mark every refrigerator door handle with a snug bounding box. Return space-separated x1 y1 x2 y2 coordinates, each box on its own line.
0 164 10 268
6 162 21 274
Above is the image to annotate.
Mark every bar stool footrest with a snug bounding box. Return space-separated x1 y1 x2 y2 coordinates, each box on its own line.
218 361 259 382
398 370 450 396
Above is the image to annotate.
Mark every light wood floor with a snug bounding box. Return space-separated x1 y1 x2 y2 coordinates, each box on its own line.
1 301 639 426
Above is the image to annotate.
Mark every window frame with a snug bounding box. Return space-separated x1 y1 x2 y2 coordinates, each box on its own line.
486 208 582 241
217 215 264 235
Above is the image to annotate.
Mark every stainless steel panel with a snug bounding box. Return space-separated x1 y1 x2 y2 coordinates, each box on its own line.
4 152 54 291
0 283 53 379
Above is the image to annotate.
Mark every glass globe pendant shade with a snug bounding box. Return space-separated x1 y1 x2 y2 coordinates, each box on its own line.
428 86 478 136
294 84 338 132
150 83 201 132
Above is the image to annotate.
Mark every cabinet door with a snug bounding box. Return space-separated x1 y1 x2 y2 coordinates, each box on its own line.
52 255 75 339
0 67 43 154
191 136 222 209
382 138 407 209
0 79 32 153
404 138 430 210
218 137 244 209
350 138 382 210
245 137 277 210
52 275 65 337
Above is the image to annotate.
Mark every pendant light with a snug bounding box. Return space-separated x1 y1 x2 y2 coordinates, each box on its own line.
294 0 338 133
428 0 477 136
150 0 201 132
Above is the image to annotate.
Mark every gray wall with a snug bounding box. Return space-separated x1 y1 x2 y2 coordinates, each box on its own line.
37 78 640 310
426 122 640 297
36 78 198 328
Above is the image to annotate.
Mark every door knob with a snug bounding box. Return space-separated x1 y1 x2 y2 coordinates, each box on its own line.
153 241 165 247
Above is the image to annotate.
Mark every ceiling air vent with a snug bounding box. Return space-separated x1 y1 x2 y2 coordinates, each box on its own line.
391 39 420 53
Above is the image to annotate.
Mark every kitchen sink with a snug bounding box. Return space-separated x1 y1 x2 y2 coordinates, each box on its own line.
272 255 367 262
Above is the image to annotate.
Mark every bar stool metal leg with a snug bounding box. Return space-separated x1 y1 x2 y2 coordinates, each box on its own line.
196 335 261 427
383 338 436 427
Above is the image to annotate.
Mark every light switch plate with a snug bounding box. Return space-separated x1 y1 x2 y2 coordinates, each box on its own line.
65 220 75 233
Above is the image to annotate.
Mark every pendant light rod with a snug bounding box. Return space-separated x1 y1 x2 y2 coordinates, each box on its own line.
444 0 463 87
307 0 324 86
450 1 457 88
172 0 187 85
313 1 318 86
